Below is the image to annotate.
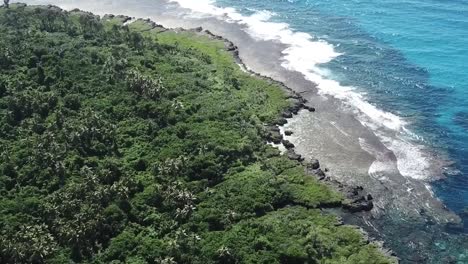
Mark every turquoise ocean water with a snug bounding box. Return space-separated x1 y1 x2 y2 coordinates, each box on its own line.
201 0 468 218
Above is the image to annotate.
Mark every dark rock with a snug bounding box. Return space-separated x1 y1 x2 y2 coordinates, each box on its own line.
267 130 283 144
282 140 295 149
282 111 293 118
350 186 364 196
366 194 373 201
343 198 374 213
286 92 302 100
287 149 303 162
315 169 326 180
275 118 288 126
204 30 215 37
284 130 293 136
307 159 320 170
226 43 237 51
268 125 280 132
118 15 133 24
304 105 316 112
288 102 303 115
324 168 329 172
194 26 203 32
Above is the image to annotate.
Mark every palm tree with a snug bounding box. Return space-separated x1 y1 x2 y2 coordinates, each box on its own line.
3 0 9 8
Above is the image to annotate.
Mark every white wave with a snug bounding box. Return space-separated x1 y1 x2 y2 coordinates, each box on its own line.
170 0 435 180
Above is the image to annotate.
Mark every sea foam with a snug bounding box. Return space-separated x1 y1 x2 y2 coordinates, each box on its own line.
170 0 435 180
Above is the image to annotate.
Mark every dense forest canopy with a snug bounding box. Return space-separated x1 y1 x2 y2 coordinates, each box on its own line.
0 4 393 263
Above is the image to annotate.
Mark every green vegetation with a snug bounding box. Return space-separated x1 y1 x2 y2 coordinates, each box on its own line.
0 4 393 263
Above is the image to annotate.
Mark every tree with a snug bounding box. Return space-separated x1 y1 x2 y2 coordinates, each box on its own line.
3 0 9 8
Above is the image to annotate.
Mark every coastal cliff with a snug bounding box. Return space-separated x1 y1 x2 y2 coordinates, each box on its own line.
0 4 395 263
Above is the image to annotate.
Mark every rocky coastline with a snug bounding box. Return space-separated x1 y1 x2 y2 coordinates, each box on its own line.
19 4 397 260
99 7 467 264
111 13 395 259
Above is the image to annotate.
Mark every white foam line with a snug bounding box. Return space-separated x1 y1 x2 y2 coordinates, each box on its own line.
170 0 434 180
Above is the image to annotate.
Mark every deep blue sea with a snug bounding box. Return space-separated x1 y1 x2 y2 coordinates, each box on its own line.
189 0 468 216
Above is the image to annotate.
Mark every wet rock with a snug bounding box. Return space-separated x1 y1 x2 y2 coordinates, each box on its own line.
286 92 302 100
351 186 364 196
267 130 283 144
307 159 320 170
284 130 293 136
282 111 293 118
288 101 303 115
268 125 280 132
204 30 215 37
315 169 326 180
275 117 288 126
287 149 303 162
344 197 374 213
304 105 316 112
193 26 203 32
226 42 237 51
282 140 295 149
304 160 327 180
341 185 374 213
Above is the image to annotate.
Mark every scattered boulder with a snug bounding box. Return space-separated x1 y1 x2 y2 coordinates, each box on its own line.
282 111 293 118
315 169 326 180
307 159 320 170
304 105 316 112
343 197 374 213
268 125 280 132
287 149 303 162
275 118 288 126
304 160 327 180
286 92 302 100
288 101 303 115
284 130 293 136
267 130 283 144
226 43 237 51
282 140 295 149
342 186 374 213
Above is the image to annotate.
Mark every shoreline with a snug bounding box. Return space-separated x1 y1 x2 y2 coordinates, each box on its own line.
30 3 397 260
105 4 467 263
0 3 401 263
113 10 379 216
110 10 399 261
12 1 468 262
